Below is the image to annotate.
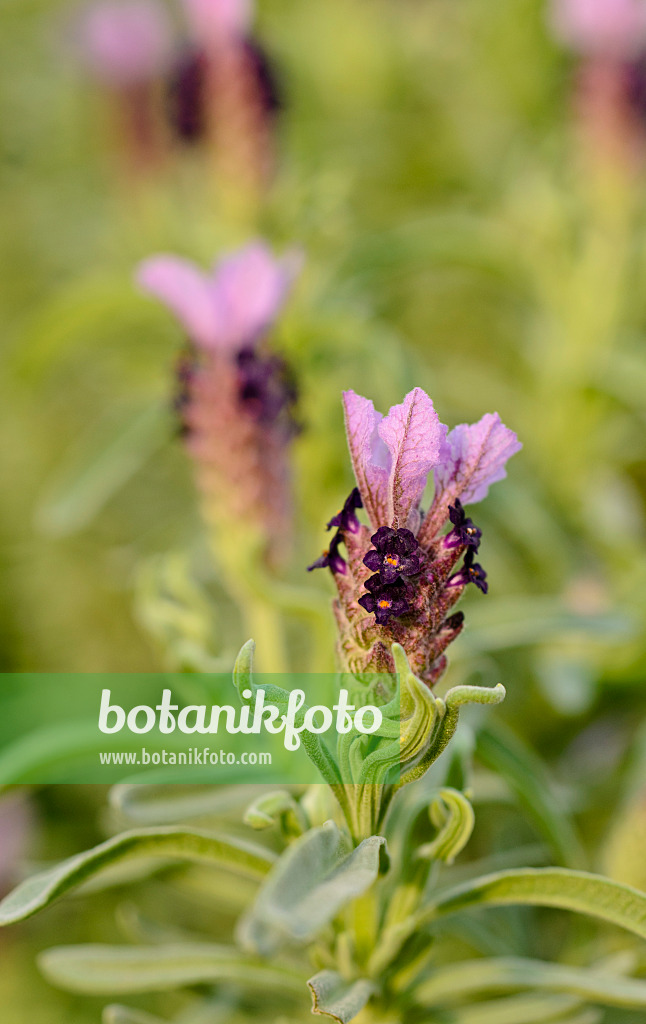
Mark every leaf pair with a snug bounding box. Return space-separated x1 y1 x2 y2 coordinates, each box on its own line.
237 820 385 955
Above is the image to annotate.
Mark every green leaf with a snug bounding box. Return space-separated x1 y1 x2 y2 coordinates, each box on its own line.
243 790 307 836
109 783 264 825
476 722 586 869
442 993 591 1024
396 678 505 790
103 1006 169 1024
308 970 375 1023
0 827 275 925
374 868 646 974
425 867 646 938
233 641 342 788
354 644 439 786
237 821 385 954
38 943 305 996
414 955 646 1008
416 788 475 864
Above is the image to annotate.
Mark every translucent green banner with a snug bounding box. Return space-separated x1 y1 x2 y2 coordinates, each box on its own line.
0 672 401 785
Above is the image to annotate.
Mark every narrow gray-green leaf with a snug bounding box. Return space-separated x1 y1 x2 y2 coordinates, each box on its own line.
38 943 305 995
308 970 375 1023
109 784 266 825
414 956 646 1008
425 867 646 939
0 827 275 925
476 722 586 868
443 993 585 1024
237 821 385 954
103 1006 169 1024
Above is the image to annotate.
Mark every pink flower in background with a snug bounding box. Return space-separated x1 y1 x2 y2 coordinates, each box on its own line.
309 389 520 684
168 0 280 187
136 242 301 561
181 0 252 45
137 242 297 350
550 0 646 56
77 0 173 84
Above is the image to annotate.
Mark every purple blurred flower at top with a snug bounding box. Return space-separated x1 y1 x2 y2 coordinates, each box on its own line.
136 242 299 351
181 0 252 45
550 0 646 57
77 0 173 85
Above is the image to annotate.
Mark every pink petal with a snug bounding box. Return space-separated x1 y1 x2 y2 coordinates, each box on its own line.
136 256 220 348
549 0 646 56
377 388 447 530
209 242 297 349
181 0 252 44
342 391 390 531
78 0 172 84
434 413 522 506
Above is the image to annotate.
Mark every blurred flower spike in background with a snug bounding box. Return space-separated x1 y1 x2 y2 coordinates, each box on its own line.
550 0 646 167
137 241 301 563
75 0 174 175
309 389 521 684
172 0 281 187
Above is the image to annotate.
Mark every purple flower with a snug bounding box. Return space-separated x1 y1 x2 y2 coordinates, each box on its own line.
327 488 363 535
358 576 413 625
309 388 518 684
307 532 347 575
136 242 299 351
181 0 252 46
342 388 447 532
443 499 482 551
549 0 646 57
448 549 488 595
236 347 299 432
433 413 522 508
77 1 173 85
363 526 421 584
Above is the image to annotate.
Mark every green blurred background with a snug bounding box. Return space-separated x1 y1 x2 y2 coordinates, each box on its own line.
1 0 646 1020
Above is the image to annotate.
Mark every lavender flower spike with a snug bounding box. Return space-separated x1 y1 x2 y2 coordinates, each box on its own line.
136 242 298 351
135 241 301 563
310 391 520 686
342 388 447 533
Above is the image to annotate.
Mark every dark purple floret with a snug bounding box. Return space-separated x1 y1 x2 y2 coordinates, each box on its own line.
444 499 482 551
172 344 198 437
167 46 208 143
358 575 412 625
236 347 300 435
363 526 421 584
626 53 646 126
241 38 282 116
307 531 346 575
448 549 488 594
327 488 363 534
